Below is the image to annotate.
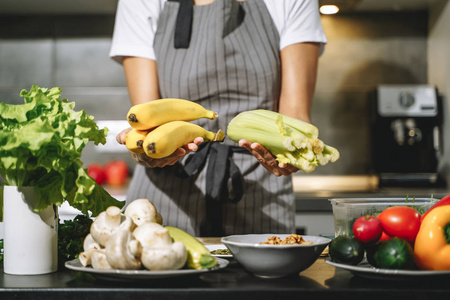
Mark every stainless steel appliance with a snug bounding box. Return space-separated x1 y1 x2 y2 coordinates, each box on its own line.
369 85 444 187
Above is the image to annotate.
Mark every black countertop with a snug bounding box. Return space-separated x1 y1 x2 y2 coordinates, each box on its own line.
1 258 450 300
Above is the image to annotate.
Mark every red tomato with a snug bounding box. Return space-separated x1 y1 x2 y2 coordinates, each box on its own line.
378 230 390 241
353 215 383 244
375 216 391 241
377 206 421 243
104 160 129 186
87 163 106 185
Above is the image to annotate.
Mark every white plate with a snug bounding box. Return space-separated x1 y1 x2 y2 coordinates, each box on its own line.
325 258 450 280
205 244 233 258
65 257 229 280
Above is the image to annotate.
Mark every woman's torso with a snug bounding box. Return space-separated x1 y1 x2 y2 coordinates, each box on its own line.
126 0 295 236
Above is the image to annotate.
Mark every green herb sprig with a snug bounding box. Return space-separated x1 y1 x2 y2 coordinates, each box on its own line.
58 215 93 268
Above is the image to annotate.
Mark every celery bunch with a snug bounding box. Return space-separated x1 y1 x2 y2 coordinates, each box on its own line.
227 110 339 173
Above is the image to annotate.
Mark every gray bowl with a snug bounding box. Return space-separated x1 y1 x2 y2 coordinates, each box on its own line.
221 234 331 278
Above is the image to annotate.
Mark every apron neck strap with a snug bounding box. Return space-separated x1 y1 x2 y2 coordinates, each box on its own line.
169 0 194 49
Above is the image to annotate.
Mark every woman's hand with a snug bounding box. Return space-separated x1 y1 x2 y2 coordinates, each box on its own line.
116 127 203 168
238 139 299 177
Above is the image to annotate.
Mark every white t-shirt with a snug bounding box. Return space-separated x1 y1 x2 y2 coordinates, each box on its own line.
110 0 327 63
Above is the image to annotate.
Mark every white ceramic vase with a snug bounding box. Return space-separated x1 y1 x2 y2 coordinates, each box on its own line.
3 186 58 275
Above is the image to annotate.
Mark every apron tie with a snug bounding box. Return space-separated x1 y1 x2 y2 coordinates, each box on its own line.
171 0 194 49
182 142 247 236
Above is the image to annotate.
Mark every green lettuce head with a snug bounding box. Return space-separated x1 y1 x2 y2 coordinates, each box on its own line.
0 85 124 220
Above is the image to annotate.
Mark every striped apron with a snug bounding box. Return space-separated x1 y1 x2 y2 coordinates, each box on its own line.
126 0 295 237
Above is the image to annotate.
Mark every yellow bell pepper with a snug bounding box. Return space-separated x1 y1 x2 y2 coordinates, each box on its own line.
414 205 450 270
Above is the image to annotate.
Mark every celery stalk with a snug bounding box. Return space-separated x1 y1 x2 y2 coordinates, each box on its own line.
228 113 280 134
316 153 329 166
270 149 317 173
323 145 340 162
248 109 319 139
312 139 324 154
283 152 317 173
227 126 295 152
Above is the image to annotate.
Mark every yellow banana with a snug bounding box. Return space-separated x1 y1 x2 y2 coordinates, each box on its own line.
142 121 225 158
127 98 218 130
125 128 149 154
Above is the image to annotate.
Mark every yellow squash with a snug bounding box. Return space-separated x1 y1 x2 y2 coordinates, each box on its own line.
165 226 217 270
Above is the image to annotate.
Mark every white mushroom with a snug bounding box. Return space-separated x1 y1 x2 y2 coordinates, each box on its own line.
79 249 112 270
79 249 94 267
124 198 163 226
105 230 142 270
131 222 187 271
141 241 187 271
155 212 163 225
83 233 100 251
91 249 113 270
132 222 172 248
90 206 134 247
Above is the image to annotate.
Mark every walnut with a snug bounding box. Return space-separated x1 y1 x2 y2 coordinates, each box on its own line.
260 234 313 245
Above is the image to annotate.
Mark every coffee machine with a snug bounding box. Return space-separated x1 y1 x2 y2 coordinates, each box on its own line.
369 85 444 187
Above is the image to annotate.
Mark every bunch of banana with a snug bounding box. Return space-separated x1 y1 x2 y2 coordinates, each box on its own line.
125 98 225 158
